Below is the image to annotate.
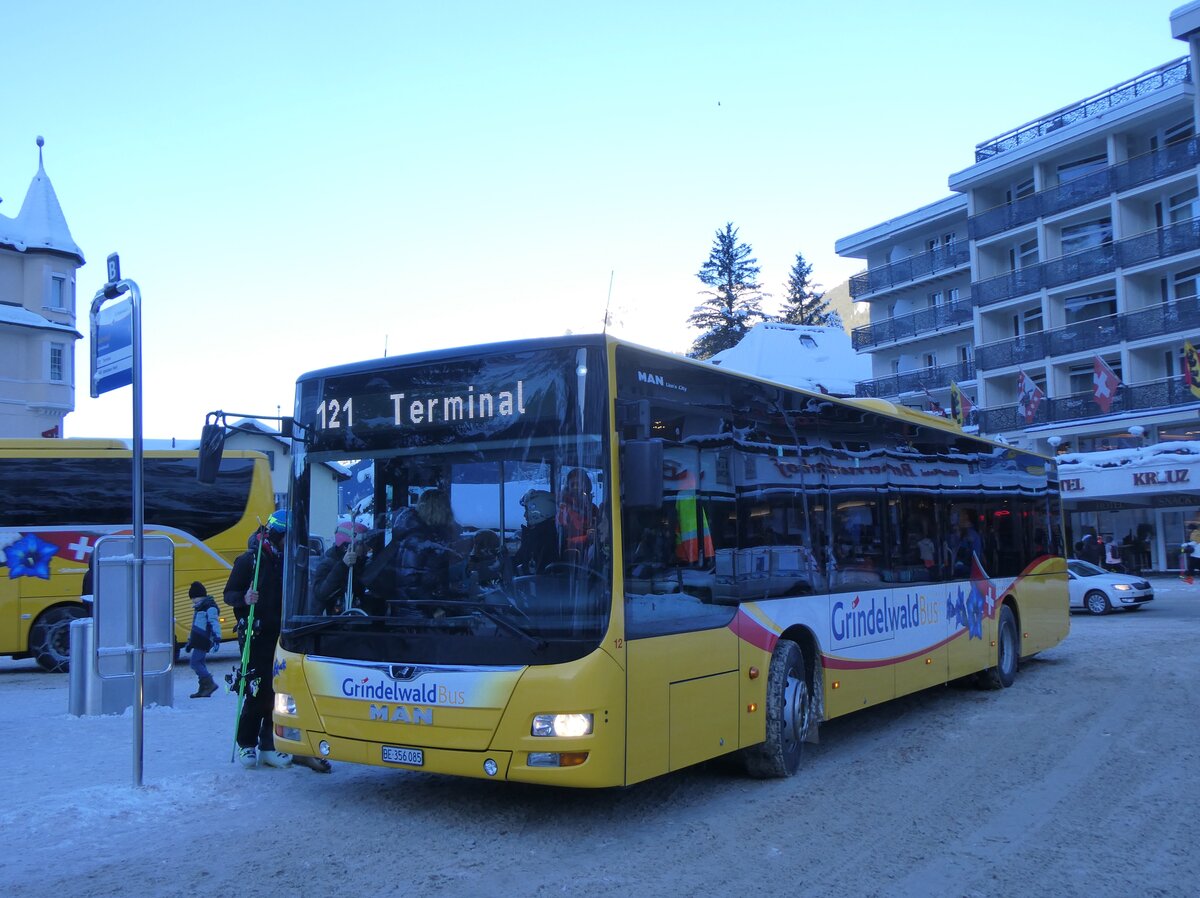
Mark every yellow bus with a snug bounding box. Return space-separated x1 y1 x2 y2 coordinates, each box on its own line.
0 439 275 671
269 336 1069 786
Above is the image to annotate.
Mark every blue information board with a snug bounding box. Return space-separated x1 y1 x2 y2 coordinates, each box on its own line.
92 297 134 396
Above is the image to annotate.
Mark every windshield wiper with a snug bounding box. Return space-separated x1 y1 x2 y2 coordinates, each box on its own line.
284 613 389 638
390 599 547 650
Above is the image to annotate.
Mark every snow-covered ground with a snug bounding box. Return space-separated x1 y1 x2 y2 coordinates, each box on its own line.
3 578 1197 898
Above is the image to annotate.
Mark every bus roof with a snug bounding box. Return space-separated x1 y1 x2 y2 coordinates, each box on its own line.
293 334 1050 462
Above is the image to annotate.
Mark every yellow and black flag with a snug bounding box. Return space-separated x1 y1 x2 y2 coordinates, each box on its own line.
950 381 974 428
1185 340 1200 400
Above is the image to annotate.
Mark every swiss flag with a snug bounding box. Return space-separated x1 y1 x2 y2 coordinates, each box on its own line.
1092 356 1121 413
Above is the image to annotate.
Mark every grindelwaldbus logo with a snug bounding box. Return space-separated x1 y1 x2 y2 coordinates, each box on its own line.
341 676 465 705
831 592 939 643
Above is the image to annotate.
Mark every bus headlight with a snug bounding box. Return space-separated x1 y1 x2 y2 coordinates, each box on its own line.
532 713 593 737
274 692 297 715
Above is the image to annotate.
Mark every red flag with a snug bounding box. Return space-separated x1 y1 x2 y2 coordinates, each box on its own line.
1186 341 1200 400
1017 371 1044 424
41 425 59 438
1092 356 1121 413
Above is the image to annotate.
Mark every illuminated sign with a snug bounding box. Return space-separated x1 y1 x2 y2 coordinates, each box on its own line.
315 381 527 431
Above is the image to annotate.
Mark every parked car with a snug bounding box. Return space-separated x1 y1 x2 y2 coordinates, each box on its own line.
1068 559 1154 615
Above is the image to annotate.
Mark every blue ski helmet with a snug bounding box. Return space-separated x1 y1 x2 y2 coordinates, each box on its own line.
267 510 288 534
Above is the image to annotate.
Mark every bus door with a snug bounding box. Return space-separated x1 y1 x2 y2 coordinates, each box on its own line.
621 445 740 784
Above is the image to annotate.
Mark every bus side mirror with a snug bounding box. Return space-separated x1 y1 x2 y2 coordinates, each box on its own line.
623 439 664 509
197 419 226 484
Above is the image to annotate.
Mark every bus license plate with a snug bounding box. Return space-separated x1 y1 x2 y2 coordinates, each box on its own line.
382 746 424 766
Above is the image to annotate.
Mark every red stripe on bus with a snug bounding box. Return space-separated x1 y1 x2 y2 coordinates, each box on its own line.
729 609 778 654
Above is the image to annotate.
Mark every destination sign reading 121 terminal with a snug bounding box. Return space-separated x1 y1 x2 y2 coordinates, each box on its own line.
315 380 529 430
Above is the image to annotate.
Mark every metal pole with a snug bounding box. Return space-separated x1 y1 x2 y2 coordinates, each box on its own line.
130 280 144 788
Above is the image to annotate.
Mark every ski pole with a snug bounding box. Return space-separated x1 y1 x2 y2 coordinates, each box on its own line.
230 521 265 762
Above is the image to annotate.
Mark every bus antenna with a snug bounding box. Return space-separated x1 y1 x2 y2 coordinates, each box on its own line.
602 270 614 335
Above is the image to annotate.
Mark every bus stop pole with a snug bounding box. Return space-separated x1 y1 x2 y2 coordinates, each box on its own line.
130 280 144 788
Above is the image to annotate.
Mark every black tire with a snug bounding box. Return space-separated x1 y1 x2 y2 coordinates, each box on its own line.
744 639 813 778
1084 590 1111 616
981 604 1019 690
30 605 87 673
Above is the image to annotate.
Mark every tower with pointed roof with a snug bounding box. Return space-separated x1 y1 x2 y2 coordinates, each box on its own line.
0 137 85 437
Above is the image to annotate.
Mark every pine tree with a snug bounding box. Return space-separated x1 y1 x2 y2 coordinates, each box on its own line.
778 251 833 326
688 222 765 359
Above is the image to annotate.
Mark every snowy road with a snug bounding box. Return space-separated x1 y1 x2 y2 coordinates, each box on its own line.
3 580 1197 898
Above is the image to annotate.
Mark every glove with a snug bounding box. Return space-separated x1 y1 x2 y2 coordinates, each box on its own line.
343 549 357 566
211 639 221 653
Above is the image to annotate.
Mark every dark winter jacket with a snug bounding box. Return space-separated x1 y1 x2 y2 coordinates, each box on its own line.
363 509 461 600
313 545 367 613
224 533 284 667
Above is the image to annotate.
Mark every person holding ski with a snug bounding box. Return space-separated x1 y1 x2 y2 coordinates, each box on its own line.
185 580 220 698
224 510 331 773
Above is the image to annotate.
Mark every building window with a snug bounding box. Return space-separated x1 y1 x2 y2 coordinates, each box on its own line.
929 290 944 307
1170 267 1200 301
1168 187 1197 225
1057 152 1107 184
49 343 64 382
1010 238 1038 270
1151 120 1193 150
956 344 972 365
921 352 936 369
1013 307 1043 336
1060 218 1112 255
1007 177 1035 203
49 276 65 310
947 287 960 303
1064 290 1116 324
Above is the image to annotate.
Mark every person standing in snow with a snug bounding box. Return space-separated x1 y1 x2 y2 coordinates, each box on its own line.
224 511 331 773
185 581 220 698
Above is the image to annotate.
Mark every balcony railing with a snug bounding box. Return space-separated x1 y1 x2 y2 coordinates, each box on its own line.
974 58 1191 162
969 137 1200 241
975 295 1200 371
978 375 1198 432
848 243 970 299
972 217 1200 307
855 359 976 399
850 298 974 351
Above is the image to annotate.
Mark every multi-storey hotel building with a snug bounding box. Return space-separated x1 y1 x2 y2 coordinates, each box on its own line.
836 4 1200 574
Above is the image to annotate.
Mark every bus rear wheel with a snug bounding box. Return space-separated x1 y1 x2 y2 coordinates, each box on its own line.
744 639 812 778
31 605 87 673
980 604 1019 690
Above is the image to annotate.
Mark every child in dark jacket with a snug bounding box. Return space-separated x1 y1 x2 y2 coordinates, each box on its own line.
185 581 221 698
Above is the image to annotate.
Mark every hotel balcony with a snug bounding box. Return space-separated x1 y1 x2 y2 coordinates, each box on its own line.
850 297 974 351
974 295 1200 371
969 137 1200 241
855 359 976 399
978 374 1199 432
848 243 970 300
973 58 1191 162
972 217 1200 307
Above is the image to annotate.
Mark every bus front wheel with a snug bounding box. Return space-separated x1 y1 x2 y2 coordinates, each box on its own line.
981 604 1019 690
31 605 87 673
744 638 812 778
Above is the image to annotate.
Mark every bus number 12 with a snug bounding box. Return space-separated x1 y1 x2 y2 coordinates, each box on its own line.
317 398 353 430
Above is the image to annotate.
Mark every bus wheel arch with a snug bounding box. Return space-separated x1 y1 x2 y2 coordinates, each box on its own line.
981 601 1020 690
30 604 88 673
744 636 817 778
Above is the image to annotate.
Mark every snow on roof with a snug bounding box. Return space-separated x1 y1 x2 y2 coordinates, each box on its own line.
706 322 872 396
0 138 84 264
0 303 81 336
1056 440 1200 470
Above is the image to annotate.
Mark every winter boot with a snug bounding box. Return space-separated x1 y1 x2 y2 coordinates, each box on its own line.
259 750 293 769
191 677 218 698
292 754 333 774
237 747 258 768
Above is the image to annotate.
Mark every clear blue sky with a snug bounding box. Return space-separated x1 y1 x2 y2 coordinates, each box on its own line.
2 0 1185 439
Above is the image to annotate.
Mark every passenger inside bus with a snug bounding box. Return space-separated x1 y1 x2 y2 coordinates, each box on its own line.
363 488 465 605
558 468 599 562
312 520 368 614
513 489 558 574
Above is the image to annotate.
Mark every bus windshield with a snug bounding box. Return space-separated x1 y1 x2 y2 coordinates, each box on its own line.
282 344 612 667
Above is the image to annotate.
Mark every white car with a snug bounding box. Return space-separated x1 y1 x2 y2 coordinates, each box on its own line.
1067 560 1154 615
